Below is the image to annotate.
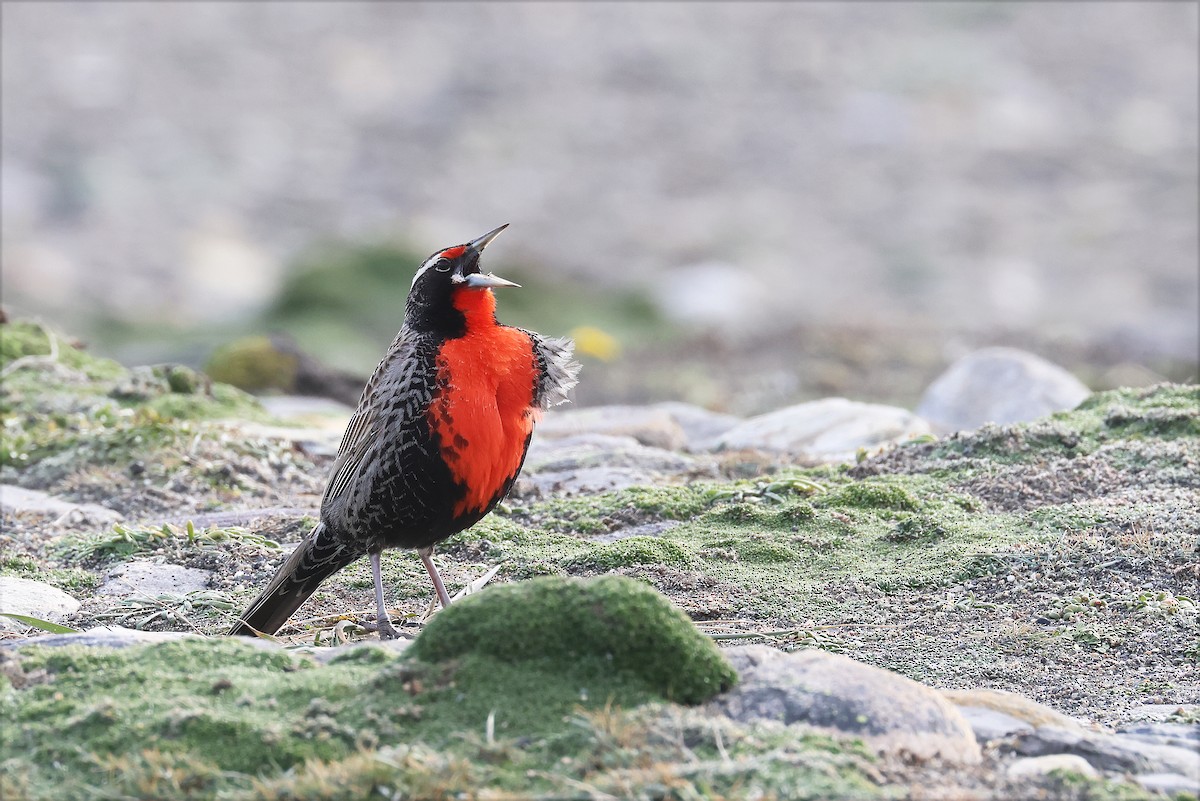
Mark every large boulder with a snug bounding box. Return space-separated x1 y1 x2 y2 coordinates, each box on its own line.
518 433 715 497
917 347 1090 433
712 645 980 764
536 405 689 450
712 398 931 463
0 577 81 633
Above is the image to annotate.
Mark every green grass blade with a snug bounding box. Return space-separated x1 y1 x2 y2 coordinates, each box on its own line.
0 613 79 634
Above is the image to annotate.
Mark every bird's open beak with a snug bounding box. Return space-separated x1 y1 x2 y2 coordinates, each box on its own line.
468 223 509 253
463 272 521 289
462 223 520 288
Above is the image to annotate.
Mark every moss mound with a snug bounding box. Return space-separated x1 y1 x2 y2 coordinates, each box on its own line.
903 383 1200 467
409 575 736 704
0 632 877 801
0 318 268 481
204 335 300 392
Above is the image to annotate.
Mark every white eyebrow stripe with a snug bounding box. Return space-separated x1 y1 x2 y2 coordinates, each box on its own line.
411 255 441 287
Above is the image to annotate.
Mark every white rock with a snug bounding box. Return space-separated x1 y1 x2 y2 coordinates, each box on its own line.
258 395 355 422
98 561 213 597
713 398 931 464
519 434 715 497
917 347 1091 434
651 401 742 452
1007 754 1099 780
0 577 81 632
0 484 121 525
536 406 688 451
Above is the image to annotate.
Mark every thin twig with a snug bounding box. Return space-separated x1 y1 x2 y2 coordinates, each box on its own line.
712 721 731 764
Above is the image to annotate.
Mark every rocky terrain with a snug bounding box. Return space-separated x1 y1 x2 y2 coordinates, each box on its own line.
0 317 1197 800
4 3 1197 374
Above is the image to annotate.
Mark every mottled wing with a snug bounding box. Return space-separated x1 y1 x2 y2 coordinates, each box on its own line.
525 332 581 408
321 330 432 513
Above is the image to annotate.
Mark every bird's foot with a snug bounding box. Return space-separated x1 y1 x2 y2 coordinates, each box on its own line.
359 617 410 640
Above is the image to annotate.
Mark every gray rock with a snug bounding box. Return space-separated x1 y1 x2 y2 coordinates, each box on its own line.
917 347 1091 434
518 434 715 497
0 625 192 649
940 690 1084 733
1114 738 1200 782
1013 725 1200 780
956 705 1035 744
98 561 214 597
235 422 343 459
713 398 931 464
1117 722 1200 750
307 639 412 664
1013 726 1137 772
588 520 681 544
0 484 121 525
1006 754 1099 780
258 395 355 421
1134 773 1200 796
0 577 81 632
712 644 980 764
1127 704 1200 723
651 401 743 452
536 406 688 451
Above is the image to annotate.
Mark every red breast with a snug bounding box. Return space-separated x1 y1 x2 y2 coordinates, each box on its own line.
427 286 538 519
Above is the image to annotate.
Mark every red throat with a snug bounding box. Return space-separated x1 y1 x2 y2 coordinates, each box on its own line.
451 286 498 328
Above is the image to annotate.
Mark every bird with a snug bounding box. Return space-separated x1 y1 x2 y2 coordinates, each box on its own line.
229 224 580 639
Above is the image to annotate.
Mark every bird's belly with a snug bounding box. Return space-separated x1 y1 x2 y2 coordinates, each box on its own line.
428 328 537 519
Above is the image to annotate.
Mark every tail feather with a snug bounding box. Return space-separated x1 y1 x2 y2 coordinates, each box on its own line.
228 522 360 636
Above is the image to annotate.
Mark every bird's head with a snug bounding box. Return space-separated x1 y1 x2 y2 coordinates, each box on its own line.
405 224 520 336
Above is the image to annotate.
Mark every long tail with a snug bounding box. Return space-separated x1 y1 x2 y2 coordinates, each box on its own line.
228 522 361 636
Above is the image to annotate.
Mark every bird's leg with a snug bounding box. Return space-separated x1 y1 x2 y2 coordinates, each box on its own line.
419 546 453 608
361 551 403 640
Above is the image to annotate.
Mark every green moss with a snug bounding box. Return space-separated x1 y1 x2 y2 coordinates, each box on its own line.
735 538 802 563
779 501 818 523
525 483 716 537
564 536 691 570
144 380 263 421
887 514 949 543
0 318 267 475
0 556 98 593
0 320 124 380
0 615 741 798
409 575 736 704
1 643 883 801
204 336 300 393
919 384 1200 468
619 484 714 519
819 481 922 511
706 501 776 525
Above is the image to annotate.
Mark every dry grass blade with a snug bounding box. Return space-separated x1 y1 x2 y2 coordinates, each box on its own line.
419 563 503 623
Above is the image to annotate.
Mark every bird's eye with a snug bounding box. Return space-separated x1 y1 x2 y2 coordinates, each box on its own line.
434 259 452 273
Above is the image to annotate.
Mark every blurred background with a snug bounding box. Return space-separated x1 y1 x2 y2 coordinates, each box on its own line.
2 2 1197 414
